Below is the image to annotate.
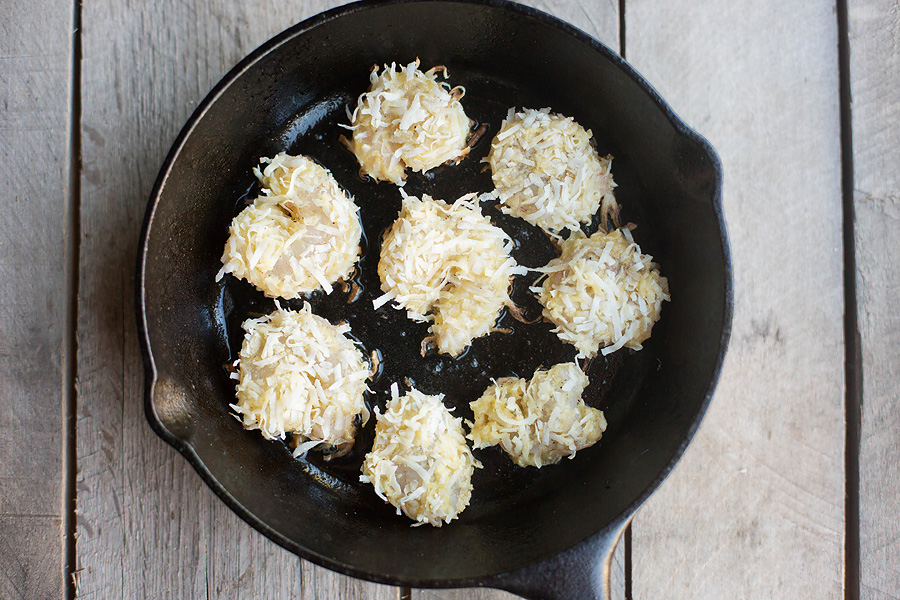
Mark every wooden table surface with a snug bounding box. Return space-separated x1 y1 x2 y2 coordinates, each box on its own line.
2 0 897 598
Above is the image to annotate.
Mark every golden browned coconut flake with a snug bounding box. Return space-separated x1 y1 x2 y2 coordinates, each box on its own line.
486 107 618 234
342 59 472 185
375 192 523 356
231 303 370 457
361 384 480 527
469 362 607 468
534 228 669 358
217 153 362 299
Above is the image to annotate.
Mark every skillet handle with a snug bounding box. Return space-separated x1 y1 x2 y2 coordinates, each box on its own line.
484 519 629 600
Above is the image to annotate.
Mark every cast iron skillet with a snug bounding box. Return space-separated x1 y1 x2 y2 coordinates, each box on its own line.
137 1 732 598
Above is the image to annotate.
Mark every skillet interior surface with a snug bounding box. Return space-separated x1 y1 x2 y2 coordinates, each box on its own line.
139 0 730 586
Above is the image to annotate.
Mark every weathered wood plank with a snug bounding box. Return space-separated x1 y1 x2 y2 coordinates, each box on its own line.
625 1 846 598
73 1 395 597
849 1 900 598
410 0 622 598
0 1 72 598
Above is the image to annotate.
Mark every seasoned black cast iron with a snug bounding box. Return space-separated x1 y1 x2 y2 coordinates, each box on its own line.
137 1 732 598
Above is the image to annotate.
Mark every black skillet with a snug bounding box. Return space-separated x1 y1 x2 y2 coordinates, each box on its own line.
137 1 732 598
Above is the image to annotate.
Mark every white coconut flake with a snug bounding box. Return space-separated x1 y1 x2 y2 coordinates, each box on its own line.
360 386 480 527
537 229 669 358
231 303 370 456
468 362 607 468
218 153 362 299
378 193 519 356
486 107 619 233
372 290 396 310
342 59 472 184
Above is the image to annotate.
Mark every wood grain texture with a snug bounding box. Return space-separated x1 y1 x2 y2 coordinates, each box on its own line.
625 1 846 598
73 1 395 597
849 1 900 598
409 1 622 598
0 1 72 598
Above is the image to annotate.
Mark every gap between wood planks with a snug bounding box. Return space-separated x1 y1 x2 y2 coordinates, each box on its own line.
836 0 861 598
64 0 83 598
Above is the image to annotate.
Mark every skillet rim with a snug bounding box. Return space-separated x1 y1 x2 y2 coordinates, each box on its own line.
136 0 733 587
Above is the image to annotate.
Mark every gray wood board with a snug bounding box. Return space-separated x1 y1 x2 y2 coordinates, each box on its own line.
626 1 846 598
409 0 622 598
0 1 72 598
72 0 395 597
849 1 900 598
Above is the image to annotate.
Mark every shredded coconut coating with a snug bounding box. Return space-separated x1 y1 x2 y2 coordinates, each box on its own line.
217 153 362 298
377 193 521 356
535 228 669 358
486 108 618 233
360 386 480 527
469 362 607 468
231 304 370 456
343 59 472 184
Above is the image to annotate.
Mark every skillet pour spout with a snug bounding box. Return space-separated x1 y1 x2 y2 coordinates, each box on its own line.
138 0 732 597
